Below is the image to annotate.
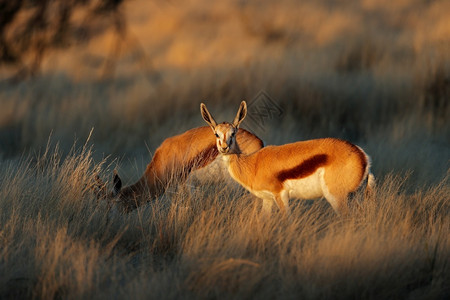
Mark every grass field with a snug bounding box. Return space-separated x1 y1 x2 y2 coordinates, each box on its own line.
0 0 449 299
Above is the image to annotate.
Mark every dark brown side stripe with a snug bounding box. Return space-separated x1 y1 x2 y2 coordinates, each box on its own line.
276 154 328 182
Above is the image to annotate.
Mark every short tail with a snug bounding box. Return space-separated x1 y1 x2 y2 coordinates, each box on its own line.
364 173 376 199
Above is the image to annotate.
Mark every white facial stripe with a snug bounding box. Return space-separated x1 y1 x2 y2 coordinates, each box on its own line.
225 129 234 144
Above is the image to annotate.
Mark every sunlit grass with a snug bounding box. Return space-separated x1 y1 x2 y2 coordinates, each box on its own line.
0 146 448 299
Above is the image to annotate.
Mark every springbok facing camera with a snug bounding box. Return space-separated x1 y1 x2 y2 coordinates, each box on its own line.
200 101 375 215
94 126 263 212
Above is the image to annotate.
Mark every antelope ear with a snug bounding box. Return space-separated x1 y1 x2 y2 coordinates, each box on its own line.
113 170 122 196
200 103 217 131
233 101 247 128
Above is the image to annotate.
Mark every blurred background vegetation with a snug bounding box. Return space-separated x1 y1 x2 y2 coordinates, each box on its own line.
0 0 449 185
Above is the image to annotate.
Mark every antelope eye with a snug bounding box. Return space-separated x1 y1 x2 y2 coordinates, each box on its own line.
214 133 219 138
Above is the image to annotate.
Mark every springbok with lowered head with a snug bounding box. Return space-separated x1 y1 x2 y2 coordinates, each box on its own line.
94 126 263 212
200 101 375 215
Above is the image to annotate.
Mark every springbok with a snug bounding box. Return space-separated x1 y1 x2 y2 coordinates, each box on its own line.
200 101 375 215
94 126 263 212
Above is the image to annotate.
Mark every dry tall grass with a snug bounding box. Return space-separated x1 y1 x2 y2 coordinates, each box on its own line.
0 145 448 299
0 0 449 299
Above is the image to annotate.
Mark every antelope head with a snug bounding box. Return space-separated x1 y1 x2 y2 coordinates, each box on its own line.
92 170 123 202
200 101 247 155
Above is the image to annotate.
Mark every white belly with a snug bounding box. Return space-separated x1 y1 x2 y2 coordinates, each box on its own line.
283 169 324 200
